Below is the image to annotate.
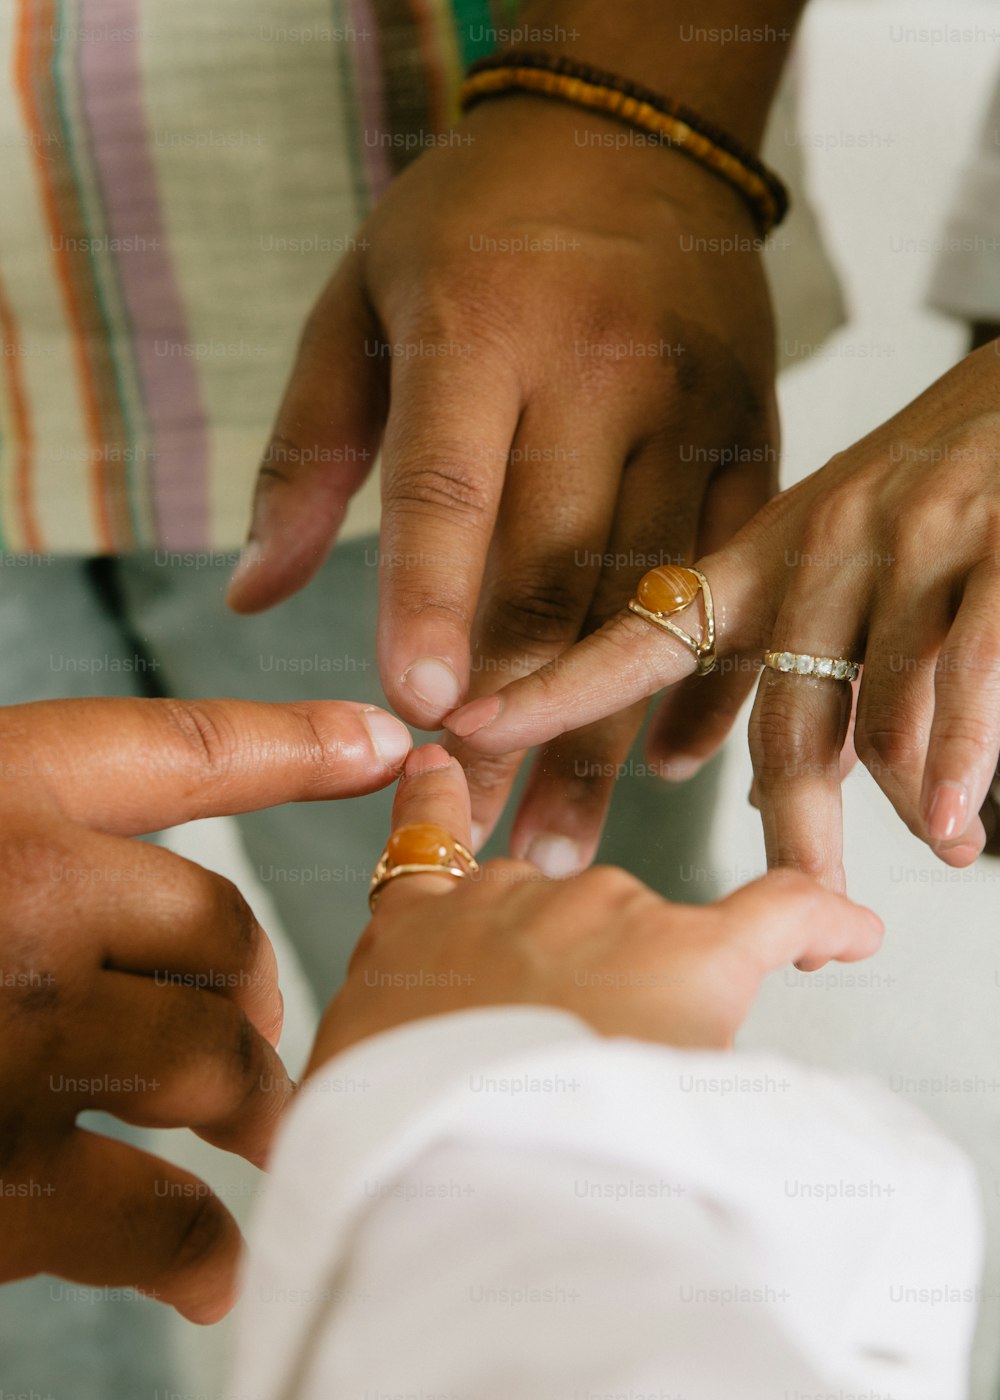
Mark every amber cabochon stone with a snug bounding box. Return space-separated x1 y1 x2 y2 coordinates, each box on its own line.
636 565 700 616
386 823 457 867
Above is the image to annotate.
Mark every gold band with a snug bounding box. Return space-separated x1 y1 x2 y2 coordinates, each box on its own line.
369 824 479 913
763 650 860 683
628 566 717 676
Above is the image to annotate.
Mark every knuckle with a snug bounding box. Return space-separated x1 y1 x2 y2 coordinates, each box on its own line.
748 688 820 782
797 481 858 557
235 1013 261 1089
390 591 471 633
410 264 521 350
0 827 68 894
855 722 924 781
221 1007 260 1092
385 458 492 524
575 864 644 903
935 718 998 767
258 431 306 481
205 874 260 960
161 701 235 779
283 704 359 792
165 995 263 1116
199 1006 265 1122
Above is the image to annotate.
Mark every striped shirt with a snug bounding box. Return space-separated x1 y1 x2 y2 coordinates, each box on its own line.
0 0 521 553
0 1 839 555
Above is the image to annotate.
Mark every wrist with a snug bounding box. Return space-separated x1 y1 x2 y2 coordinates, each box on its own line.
461 96 763 242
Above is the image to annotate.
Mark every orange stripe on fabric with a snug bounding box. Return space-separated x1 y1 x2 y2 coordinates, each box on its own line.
0 271 41 551
15 0 114 550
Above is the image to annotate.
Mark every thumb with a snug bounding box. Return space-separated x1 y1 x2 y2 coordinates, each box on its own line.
226 254 383 614
5 697 412 834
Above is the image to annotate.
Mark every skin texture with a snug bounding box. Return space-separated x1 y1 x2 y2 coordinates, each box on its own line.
308 745 882 1071
445 341 1000 890
0 696 411 1323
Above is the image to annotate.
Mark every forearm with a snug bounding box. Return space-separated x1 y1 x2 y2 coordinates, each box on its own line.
513 0 809 147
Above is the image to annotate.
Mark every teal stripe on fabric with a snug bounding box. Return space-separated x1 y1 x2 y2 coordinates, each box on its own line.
449 0 501 67
51 0 144 544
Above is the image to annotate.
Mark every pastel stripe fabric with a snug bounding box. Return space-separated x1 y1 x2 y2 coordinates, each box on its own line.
0 0 514 553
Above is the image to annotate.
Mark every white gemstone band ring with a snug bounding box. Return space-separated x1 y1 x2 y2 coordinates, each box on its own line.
763 650 860 683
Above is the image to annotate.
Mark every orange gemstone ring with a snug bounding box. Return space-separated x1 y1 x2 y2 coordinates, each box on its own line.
368 822 479 912
628 565 717 675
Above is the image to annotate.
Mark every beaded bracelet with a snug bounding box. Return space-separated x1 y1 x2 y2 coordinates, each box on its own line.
459 50 789 235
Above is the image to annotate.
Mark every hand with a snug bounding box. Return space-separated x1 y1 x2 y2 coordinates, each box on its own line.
445 342 1000 886
0 696 411 1322
226 94 778 874
308 744 882 1071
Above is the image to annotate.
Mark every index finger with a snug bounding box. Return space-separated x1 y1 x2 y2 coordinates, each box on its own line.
376 346 521 727
445 549 759 754
0 698 413 835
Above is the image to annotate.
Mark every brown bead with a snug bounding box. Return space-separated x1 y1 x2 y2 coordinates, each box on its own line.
386 823 457 867
636 565 700 616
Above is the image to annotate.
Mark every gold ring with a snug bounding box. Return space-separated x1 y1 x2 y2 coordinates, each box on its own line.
763 651 860 682
627 565 716 675
369 822 479 912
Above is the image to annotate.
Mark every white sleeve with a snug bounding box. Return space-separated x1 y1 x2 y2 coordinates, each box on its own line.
928 74 1000 321
233 1007 982 1400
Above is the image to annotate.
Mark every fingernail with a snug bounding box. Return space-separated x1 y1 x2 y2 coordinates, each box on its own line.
401 657 462 716
361 708 412 769
225 541 264 600
926 781 969 843
526 834 583 879
470 821 486 851
446 694 500 738
404 743 453 778
659 754 703 783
